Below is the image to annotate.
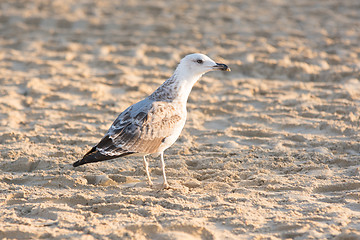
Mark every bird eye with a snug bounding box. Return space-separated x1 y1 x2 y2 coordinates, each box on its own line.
196 59 203 64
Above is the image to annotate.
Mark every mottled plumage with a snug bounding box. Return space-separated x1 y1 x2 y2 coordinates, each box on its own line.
73 53 230 188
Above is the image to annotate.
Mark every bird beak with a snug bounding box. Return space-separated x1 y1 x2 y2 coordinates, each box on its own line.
212 63 231 71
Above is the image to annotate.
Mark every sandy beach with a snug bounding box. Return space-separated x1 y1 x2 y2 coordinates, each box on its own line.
1 0 360 239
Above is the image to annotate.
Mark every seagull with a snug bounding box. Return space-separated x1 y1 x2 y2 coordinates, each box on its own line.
73 53 230 188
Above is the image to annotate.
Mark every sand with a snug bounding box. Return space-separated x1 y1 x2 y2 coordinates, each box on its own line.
0 0 360 239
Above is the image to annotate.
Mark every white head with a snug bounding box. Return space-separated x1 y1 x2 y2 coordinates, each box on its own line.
175 53 230 78
152 53 230 102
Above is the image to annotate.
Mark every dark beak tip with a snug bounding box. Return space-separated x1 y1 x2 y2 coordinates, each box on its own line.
215 63 231 72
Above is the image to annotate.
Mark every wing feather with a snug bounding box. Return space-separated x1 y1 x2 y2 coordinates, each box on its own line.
97 100 183 155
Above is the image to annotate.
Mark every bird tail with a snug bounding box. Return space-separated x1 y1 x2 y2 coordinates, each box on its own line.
72 147 133 167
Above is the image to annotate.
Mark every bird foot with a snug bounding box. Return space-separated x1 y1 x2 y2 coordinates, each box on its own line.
150 182 171 190
148 180 154 187
161 182 170 190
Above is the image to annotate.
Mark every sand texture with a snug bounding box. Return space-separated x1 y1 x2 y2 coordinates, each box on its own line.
1 0 360 239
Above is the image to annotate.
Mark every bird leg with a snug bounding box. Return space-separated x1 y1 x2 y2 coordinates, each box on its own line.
143 156 153 186
160 152 170 189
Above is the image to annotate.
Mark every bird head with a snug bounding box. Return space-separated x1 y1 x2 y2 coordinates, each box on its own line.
176 53 231 77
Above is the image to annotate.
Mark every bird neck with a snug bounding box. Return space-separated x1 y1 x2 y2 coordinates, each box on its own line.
150 69 203 103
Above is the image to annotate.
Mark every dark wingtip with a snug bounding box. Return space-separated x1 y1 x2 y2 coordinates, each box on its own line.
72 146 97 167
72 160 82 167
72 147 133 168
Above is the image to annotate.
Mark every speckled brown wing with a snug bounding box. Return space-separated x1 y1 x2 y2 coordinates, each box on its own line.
104 100 183 155
73 99 183 167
